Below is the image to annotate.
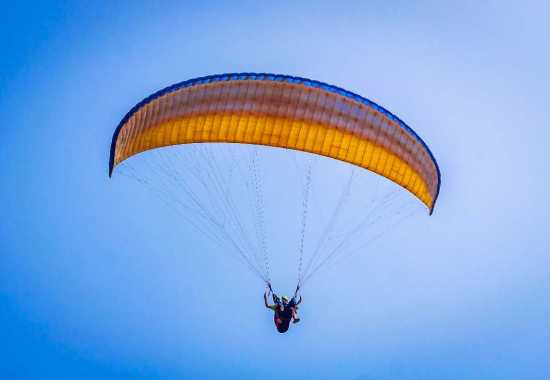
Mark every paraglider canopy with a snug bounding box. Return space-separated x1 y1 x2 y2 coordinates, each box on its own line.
109 73 440 214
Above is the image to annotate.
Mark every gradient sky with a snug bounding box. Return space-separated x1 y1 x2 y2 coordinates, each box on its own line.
2 1 550 379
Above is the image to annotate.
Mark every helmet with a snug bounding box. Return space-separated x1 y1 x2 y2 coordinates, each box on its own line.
281 295 289 303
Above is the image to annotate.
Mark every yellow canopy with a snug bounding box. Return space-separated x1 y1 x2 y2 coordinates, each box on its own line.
109 73 440 213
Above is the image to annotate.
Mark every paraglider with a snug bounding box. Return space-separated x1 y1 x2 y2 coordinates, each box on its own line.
109 73 440 332
264 284 302 334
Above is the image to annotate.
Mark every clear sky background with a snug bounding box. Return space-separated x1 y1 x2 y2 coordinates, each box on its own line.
2 1 550 379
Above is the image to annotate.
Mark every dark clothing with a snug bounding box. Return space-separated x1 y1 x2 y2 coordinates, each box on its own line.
270 296 298 333
274 314 290 333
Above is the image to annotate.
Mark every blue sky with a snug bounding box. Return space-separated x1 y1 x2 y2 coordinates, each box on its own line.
2 1 550 379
